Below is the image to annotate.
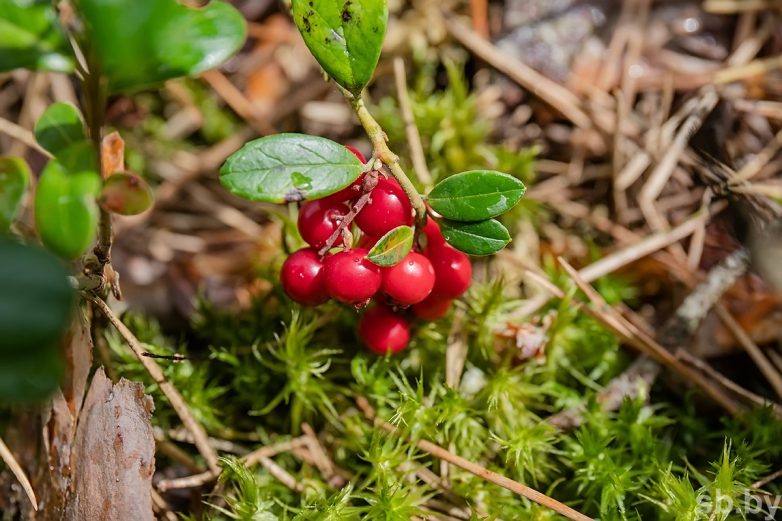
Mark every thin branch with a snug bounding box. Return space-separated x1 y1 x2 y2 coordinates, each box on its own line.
0 435 37 511
356 397 594 521
89 295 221 474
393 57 433 189
0 116 52 158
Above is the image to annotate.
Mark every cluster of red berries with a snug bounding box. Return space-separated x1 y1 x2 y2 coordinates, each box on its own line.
280 147 472 355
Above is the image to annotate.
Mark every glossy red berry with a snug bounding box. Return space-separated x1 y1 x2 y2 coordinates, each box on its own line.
381 252 435 305
322 146 367 203
297 199 348 248
422 216 445 248
412 294 452 320
358 305 410 354
323 248 381 304
355 178 413 237
280 248 329 306
427 245 472 298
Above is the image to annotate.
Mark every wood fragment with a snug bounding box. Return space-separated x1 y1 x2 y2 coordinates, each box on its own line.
0 436 37 511
393 58 433 189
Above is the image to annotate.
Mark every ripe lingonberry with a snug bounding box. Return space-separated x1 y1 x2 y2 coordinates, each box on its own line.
381 252 435 305
412 294 452 320
358 304 410 354
297 199 348 248
324 248 381 304
280 248 329 306
427 245 472 298
322 146 367 203
355 178 413 237
422 215 445 248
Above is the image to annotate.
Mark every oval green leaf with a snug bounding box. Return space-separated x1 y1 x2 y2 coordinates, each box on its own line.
439 218 511 256
0 0 74 73
57 140 99 175
100 172 154 215
34 160 101 259
0 156 30 231
220 133 364 203
72 0 246 92
427 170 526 222
0 238 74 355
367 225 414 267
34 102 86 157
291 0 387 93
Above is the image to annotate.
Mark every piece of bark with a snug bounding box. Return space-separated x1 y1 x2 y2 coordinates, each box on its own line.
65 368 156 521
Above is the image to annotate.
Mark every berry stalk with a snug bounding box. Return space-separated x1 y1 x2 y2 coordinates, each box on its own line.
343 91 427 227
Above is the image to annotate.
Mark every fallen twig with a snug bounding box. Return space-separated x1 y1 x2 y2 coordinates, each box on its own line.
356 397 594 521
0 435 37 511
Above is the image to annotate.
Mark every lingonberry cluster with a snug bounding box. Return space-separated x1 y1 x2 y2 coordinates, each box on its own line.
280 146 472 355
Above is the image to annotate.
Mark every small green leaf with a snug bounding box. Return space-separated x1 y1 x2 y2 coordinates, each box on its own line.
0 156 30 231
220 133 364 203
439 219 510 255
367 226 414 266
34 102 86 157
72 0 246 92
291 0 387 93
427 170 526 222
57 140 99 175
100 172 154 215
0 0 74 73
34 160 101 259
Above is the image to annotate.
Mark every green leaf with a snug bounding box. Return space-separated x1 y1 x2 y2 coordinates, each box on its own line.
72 0 246 92
291 0 387 93
427 170 526 222
0 157 30 231
0 238 72 401
100 172 154 215
220 133 364 203
367 225 414 267
0 0 73 72
57 140 99 174
34 102 86 158
439 218 510 255
34 160 101 259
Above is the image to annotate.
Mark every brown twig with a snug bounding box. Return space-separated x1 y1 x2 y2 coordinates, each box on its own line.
393 57 433 189
356 397 594 521
317 178 376 256
89 295 221 474
0 435 37 511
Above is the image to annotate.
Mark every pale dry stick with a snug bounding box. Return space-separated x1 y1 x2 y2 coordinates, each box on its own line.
716 304 782 402
0 116 52 157
557 257 744 417
726 14 776 67
89 296 221 474
355 397 594 521
730 183 782 198
716 55 782 85
393 57 433 189
301 423 336 482
151 489 179 521
259 455 304 492
443 17 593 130
752 468 782 490
705 0 782 13
734 99 782 120
638 88 719 231
676 349 782 412
157 436 310 491
0 436 37 511
200 69 277 135
733 127 782 182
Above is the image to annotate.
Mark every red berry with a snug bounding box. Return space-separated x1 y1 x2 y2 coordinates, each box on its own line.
412 294 453 320
422 216 445 248
344 145 367 163
323 248 381 304
321 146 367 203
280 248 329 306
427 245 472 298
381 252 435 305
297 199 348 248
358 234 378 250
355 178 413 237
358 305 410 354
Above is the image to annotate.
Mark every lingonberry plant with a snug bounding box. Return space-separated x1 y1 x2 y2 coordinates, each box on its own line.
219 0 526 355
0 0 246 400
